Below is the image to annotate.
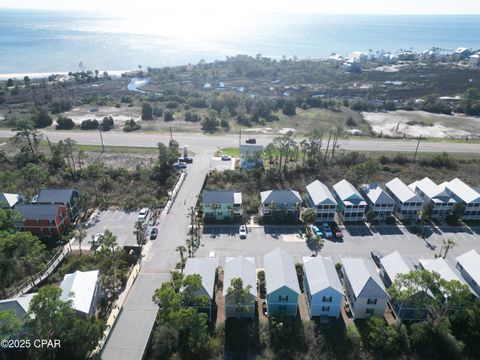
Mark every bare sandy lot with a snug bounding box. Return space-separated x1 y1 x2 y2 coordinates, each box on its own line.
363 110 480 139
63 105 142 124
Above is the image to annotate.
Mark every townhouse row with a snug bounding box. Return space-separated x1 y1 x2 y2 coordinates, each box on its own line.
201 177 480 223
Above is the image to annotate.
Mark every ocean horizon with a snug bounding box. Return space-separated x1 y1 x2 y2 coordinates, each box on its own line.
1 9 479 76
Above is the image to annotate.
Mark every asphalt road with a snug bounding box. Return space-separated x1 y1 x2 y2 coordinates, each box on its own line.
101 149 214 360
1 129 479 154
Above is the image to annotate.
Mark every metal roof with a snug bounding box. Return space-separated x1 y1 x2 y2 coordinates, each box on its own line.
341 258 388 299
380 251 415 283
419 258 462 283
385 177 422 203
446 178 480 204
456 250 480 292
37 188 77 204
0 193 22 208
0 293 36 318
360 183 395 205
302 256 343 295
14 204 64 220
260 189 301 205
264 248 300 295
413 177 455 203
223 256 257 297
306 180 337 206
202 190 242 205
61 270 99 315
183 258 217 299
333 179 366 205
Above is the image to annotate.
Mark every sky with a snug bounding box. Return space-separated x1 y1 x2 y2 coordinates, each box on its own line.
1 0 480 15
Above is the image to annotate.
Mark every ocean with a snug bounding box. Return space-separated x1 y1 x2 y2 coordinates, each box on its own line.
0 9 479 76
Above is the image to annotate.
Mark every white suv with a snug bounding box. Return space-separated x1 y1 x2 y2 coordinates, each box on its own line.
239 225 247 239
138 208 149 220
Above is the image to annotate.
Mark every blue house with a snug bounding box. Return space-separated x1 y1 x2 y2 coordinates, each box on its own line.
264 248 300 316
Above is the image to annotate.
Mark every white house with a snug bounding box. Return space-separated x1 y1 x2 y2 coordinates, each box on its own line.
260 189 302 219
409 177 456 220
305 180 338 222
201 190 242 221
223 256 257 318
264 248 300 316
443 178 480 220
380 251 432 321
454 47 472 59
385 177 423 221
60 270 100 318
183 258 217 319
456 250 480 297
419 258 465 284
341 258 389 319
360 183 395 221
469 53 480 67
302 256 343 318
0 293 36 319
0 193 23 209
332 180 367 222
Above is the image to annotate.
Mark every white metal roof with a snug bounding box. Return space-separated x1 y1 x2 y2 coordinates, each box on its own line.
360 183 395 205
306 180 337 206
456 250 480 292
413 177 454 203
60 270 99 315
419 258 462 283
341 258 388 299
380 251 414 283
223 256 257 298
386 177 422 203
233 192 242 205
302 256 343 295
264 248 300 295
184 258 217 299
446 178 480 204
333 179 366 205
0 193 22 208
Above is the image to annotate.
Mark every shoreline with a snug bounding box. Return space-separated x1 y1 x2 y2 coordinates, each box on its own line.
0 69 133 81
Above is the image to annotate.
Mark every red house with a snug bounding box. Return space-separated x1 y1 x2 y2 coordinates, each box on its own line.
14 204 70 238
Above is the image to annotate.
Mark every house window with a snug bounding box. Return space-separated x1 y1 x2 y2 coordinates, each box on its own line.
322 306 330 312
366 308 374 314
278 295 288 302
367 298 377 305
322 296 332 303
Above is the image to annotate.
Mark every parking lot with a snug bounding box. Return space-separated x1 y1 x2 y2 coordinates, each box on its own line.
198 223 480 270
74 209 156 251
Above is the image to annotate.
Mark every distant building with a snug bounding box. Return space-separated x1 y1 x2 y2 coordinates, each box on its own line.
360 183 395 221
469 53 480 67
302 256 343 318
260 189 302 219
385 178 423 221
341 258 389 319
443 178 480 220
0 192 23 209
332 179 367 222
264 248 300 316
182 258 217 319
201 190 242 221
456 250 480 298
239 145 263 170
409 177 456 220
60 270 100 318
305 180 338 223
36 188 81 220
0 293 36 319
223 256 257 318
454 47 472 59
14 204 70 238
398 51 416 61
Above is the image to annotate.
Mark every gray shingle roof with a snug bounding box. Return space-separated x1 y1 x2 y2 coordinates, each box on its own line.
202 190 242 205
264 248 300 295
360 183 395 205
14 204 64 220
37 188 77 204
302 256 343 295
184 258 217 299
341 258 388 299
223 256 257 297
260 190 301 205
306 180 337 206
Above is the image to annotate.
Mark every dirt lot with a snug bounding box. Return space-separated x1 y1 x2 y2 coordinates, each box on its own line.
363 110 480 139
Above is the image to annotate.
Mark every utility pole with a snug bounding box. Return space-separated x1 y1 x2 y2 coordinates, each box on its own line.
413 135 422 162
169 125 173 140
239 127 242 145
99 129 105 152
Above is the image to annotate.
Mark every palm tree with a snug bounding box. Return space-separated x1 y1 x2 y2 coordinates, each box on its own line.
74 227 86 255
442 238 457 259
134 220 144 250
176 246 187 263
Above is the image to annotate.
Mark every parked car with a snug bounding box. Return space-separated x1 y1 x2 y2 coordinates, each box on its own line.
221 155 231 161
371 251 383 267
322 223 333 238
138 208 149 220
245 138 256 144
150 228 158 240
173 161 187 169
262 299 268 316
180 156 193 163
239 225 247 239
209 251 216 258
311 225 324 238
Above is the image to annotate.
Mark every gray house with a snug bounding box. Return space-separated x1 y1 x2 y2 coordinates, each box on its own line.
223 256 257 318
443 178 480 221
183 258 217 319
456 250 480 298
201 190 242 221
385 178 423 221
409 177 456 220
36 188 81 220
341 258 389 319
360 183 395 221
305 180 338 222
260 189 302 219
264 248 300 316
